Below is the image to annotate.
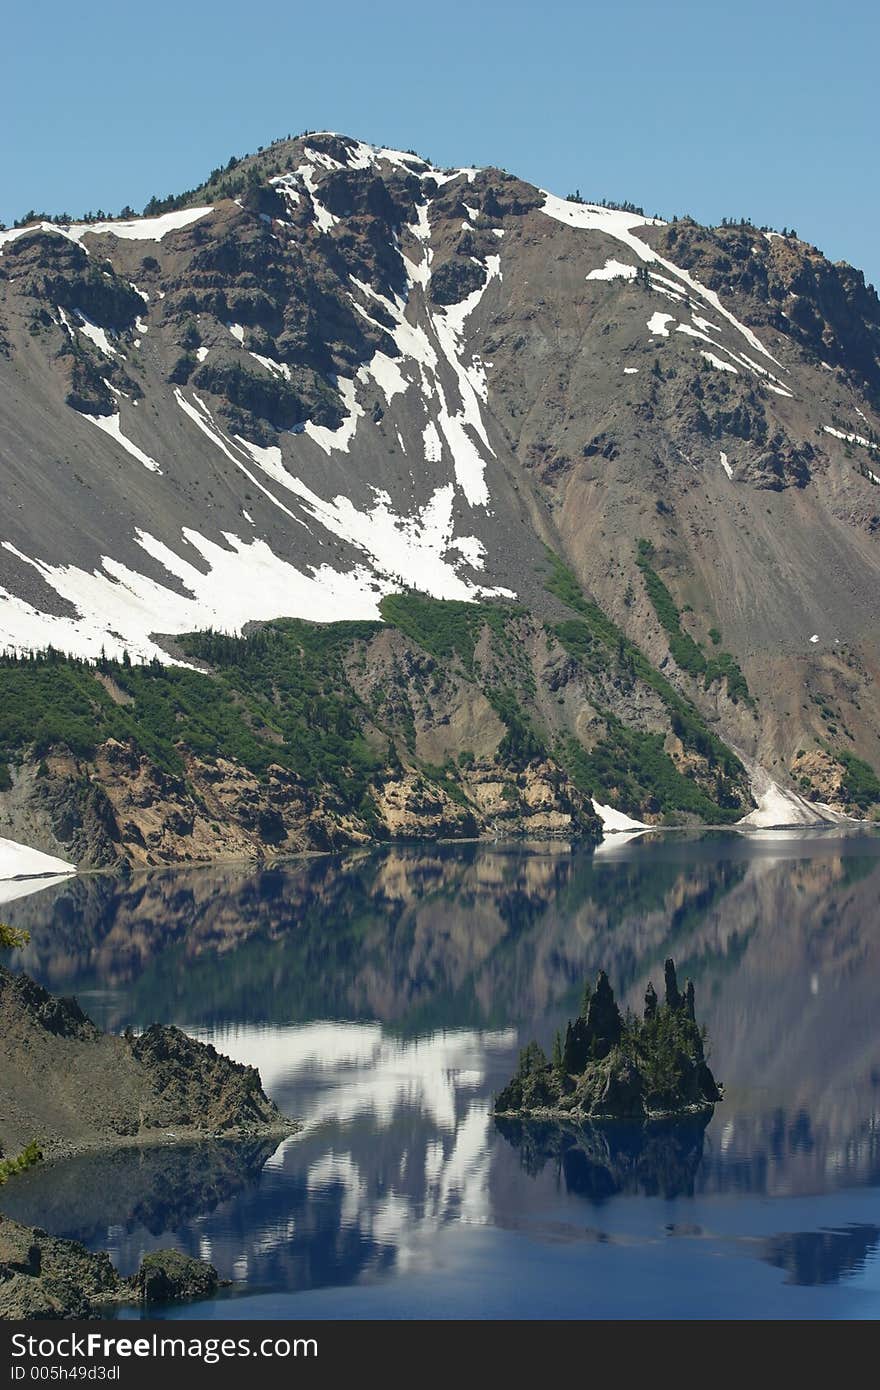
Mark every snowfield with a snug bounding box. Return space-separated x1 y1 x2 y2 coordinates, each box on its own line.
0 836 75 892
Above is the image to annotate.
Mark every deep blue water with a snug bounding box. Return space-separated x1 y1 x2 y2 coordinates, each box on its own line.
3 828 880 1319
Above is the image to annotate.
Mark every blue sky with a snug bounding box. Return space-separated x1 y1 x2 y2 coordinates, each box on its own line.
4 0 879 286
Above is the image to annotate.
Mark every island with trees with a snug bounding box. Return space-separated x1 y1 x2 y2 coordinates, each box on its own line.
494 959 721 1122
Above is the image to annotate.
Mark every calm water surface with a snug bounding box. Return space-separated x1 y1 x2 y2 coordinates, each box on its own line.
3 829 880 1320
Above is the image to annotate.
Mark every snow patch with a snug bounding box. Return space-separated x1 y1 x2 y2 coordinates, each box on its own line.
304 376 363 455
823 424 880 451
0 207 213 256
592 799 649 833
720 450 733 478
250 351 290 379
737 774 844 829
81 410 161 473
648 312 673 337
586 257 637 282
0 836 75 884
75 312 116 357
701 350 738 373
422 420 442 462
541 192 780 364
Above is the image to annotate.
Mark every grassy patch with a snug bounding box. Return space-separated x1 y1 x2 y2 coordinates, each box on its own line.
544 551 747 788
0 1140 42 1185
828 746 880 810
635 541 753 707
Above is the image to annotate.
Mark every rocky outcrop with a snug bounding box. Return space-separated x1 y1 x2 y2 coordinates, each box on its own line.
0 962 295 1159
0 1215 218 1319
494 960 721 1121
132 1249 219 1306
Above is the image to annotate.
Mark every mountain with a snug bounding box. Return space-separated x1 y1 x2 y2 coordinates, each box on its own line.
0 131 878 862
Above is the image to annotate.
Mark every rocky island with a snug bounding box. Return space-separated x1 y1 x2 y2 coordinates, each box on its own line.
494 959 721 1122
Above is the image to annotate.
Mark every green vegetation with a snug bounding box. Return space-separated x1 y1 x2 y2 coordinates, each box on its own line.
544 550 747 819
0 922 30 950
0 624 385 808
0 574 751 831
560 725 741 823
830 746 880 810
495 960 719 1119
635 541 753 707
379 592 516 672
0 1141 42 1186
488 688 546 763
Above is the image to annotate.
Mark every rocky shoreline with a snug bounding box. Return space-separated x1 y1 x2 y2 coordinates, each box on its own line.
0 1220 223 1320
0 957 298 1320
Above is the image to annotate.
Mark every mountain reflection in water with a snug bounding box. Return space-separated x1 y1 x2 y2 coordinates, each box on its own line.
2 831 879 1317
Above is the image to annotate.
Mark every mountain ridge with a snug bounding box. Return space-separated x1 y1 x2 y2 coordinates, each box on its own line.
1 129 878 853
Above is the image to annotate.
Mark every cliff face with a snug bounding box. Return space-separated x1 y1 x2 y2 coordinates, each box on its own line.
1 131 878 847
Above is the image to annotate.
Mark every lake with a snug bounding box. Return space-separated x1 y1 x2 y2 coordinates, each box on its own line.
2 829 880 1319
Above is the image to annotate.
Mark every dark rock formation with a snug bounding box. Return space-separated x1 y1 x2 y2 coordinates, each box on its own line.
0 1214 219 1320
133 1249 219 1305
495 959 721 1121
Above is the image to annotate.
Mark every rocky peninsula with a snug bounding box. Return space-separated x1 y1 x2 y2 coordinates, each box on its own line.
0 940 296 1319
494 959 721 1122
0 961 295 1161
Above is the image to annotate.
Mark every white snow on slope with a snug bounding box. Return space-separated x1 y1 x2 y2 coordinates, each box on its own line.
738 782 839 828
73 207 214 241
304 376 364 455
541 192 781 365
350 243 500 508
296 165 339 234
701 350 738 373
232 437 509 599
591 800 649 833
0 529 384 664
823 426 880 483
423 420 443 461
720 450 733 478
0 207 213 256
648 311 674 337
249 351 290 378
0 836 75 882
75 312 117 357
823 424 880 451
0 374 512 663
429 255 501 507
81 410 162 473
737 765 848 829
586 257 637 281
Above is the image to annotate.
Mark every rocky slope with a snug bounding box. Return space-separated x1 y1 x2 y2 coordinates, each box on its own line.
0 1220 219 1319
1 130 878 849
0 586 771 867
0 961 294 1159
